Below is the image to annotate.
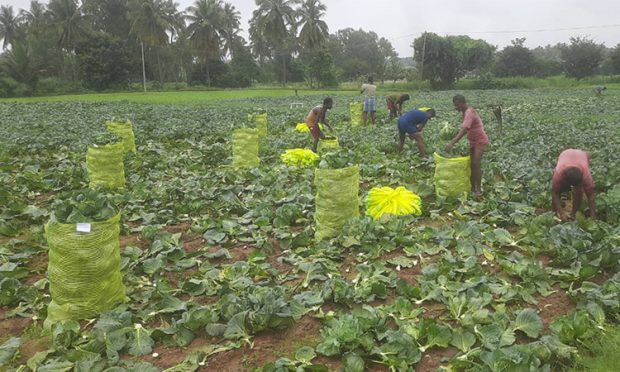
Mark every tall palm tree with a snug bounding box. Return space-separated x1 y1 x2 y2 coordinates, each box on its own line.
220 2 240 59
128 0 173 86
185 0 225 85
296 0 328 52
161 0 184 43
128 0 170 46
47 0 88 50
251 0 296 84
82 0 131 38
0 6 21 49
248 17 271 65
19 1 48 38
0 42 38 92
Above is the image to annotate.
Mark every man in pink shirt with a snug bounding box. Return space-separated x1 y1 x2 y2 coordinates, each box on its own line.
445 95 489 197
551 149 596 221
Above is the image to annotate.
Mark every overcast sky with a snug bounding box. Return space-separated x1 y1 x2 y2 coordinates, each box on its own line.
4 0 620 56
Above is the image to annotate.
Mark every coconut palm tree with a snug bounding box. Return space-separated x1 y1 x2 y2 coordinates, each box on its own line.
296 0 328 52
47 0 88 51
82 0 131 38
248 17 271 65
185 0 225 85
0 6 22 49
251 0 296 84
161 0 184 43
128 0 170 46
220 2 241 59
128 0 173 87
0 42 38 93
19 1 48 37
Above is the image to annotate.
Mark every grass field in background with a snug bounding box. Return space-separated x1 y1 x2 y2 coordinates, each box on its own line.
2 79 618 105
1 89 358 105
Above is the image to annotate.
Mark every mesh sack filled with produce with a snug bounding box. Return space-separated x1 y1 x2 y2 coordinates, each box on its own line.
281 148 320 167
365 186 422 220
317 136 339 154
433 152 471 197
349 102 363 126
252 113 268 137
233 128 260 168
45 191 125 327
86 140 126 189
314 165 360 240
106 119 136 153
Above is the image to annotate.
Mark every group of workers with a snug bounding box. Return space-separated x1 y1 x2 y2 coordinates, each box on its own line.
304 77 598 221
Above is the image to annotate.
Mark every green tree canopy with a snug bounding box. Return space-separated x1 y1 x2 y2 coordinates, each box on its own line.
607 43 620 74
560 36 604 79
328 28 395 81
412 32 457 89
412 33 494 88
494 38 537 77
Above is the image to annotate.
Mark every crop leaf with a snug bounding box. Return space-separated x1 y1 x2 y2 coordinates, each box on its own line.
450 329 476 352
513 308 543 338
224 311 251 345
550 310 595 345
294 346 316 363
127 324 154 356
342 352 365 372
419 321 452 352
0 337 21 366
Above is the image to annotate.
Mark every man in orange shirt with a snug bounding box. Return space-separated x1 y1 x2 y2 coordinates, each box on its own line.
551 149 597 221
306 97 334 152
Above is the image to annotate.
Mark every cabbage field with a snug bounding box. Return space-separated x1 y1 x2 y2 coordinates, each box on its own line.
1 89 620 371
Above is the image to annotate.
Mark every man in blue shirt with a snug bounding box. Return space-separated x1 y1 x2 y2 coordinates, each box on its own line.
397 108 436 156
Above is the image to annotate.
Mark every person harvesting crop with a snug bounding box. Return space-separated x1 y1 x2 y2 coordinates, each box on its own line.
551 149 596 221
445 94 489 197
360 76 377 125
306 97 334 153
593 85 606 97
387 93 410 120
397 108 435 157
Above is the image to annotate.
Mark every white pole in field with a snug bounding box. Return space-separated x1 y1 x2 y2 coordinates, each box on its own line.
141 42 147 92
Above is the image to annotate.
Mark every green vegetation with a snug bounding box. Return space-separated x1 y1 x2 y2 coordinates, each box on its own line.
571 324 620 371
51 190 118 224
1 89 356 104
0 88 619 371
1 1 620 98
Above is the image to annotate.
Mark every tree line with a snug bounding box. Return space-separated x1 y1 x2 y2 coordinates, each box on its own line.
414 33 620 89
0 0 619 96
0 0 397 95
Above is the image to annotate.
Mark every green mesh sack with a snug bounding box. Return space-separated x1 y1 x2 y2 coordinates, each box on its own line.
45 213 125 327
433 152 471 197
254 113 268 137
233 128 260 168
314 166 360 240
350 102 363 126
106 120 136 153
318 137 339 154
86 142 126 189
